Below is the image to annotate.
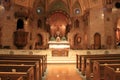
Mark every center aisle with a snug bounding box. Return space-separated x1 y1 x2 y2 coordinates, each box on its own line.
43 63 84 80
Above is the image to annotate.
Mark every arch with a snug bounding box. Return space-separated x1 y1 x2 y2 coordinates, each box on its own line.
72 0 82 15
74 19 79 28
94 33 101 49
74 33 81 45
37 19 42 28
16 19 24 30
48 0 69 14
73 1 81 9
46 11 71 39
35 34 43 49
115 2 120 8
46 1 71 39
37 34 43 46
72 33 82 49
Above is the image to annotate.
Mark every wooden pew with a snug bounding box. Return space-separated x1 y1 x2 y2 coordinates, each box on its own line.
76 54 90 71
104 65 120 80
0 64 34 80
0 60 39 80
0 54 47 80
78 54 120 75
85 57 120 80
93 60 120 80
76 54 81 71
76 54 120 72
0 72 25 80
17 76 24 80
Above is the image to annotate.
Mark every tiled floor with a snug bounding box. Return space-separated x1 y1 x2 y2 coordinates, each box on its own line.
44 63 84 80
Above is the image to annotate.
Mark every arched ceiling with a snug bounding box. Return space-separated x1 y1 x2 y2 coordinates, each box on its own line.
47 0 69 14
46 0 87 15
7 0 108 18
45 0 104 15
12 0 105 10
12 0 103 13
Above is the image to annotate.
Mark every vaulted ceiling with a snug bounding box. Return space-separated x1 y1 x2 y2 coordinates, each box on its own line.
12 0 104 15
1 0 119 19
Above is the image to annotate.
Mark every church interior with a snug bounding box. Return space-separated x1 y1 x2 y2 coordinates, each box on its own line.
0 0 120 80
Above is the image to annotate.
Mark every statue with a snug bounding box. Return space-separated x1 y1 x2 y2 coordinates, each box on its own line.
56 36 61 42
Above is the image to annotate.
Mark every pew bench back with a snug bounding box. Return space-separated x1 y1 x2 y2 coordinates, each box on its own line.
93 60 120 80
104 65 120 80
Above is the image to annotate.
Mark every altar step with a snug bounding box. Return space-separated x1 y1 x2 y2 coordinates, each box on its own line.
47 56 76 63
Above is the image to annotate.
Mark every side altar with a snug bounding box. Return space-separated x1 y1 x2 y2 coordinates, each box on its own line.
48 41 70 56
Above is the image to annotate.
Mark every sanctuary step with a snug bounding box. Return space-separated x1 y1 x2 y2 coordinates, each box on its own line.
47 56 76 63
0 49 120 64
46 49 76 63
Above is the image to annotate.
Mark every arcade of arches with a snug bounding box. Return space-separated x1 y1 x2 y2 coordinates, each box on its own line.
0 0 120 50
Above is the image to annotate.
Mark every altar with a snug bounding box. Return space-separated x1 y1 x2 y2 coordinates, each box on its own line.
48 41 70 49
48 41 70 56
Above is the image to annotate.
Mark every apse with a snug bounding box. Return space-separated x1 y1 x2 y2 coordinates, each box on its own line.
47 11 70 40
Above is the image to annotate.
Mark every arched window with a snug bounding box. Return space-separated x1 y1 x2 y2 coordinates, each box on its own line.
36 34 43 46
94 33 101 49
115 2 120 8
16 19 24 30
74 19 79 28
37 19 42 28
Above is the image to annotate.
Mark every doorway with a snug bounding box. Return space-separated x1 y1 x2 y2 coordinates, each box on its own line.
94 33 101 49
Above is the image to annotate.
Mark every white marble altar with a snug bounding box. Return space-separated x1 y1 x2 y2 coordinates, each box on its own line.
48 41 70 49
